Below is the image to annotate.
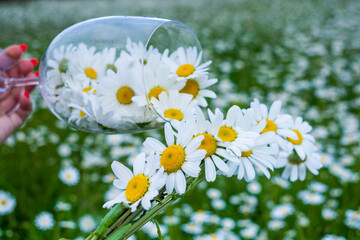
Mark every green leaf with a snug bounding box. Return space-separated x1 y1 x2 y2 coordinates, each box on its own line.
151 219 163 240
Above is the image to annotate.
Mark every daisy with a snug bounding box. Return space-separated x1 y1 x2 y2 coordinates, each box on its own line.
0 190 16 216
285 116 317 160
132 65 185 107
68 43 105 81
65 74 97 96
186 107 239 182
151 91 198 123
101 47 118 73
46 44 76 87
169 46 212 81
78 214 96 233
58 166 80 186
208 106 259 156
143 122 206 195
225 131 278 181
270 203 295 219
276 151 322 182
103 152 162 212
34 212 55 231
179 75 217 107
119 38 163 73
250 98 297 150
97 69 143 118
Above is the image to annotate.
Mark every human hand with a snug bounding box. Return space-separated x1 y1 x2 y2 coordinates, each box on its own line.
0 44 38 144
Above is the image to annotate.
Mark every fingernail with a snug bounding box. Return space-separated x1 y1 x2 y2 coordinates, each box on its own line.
19 44 28 52
34 71 39 77
30 58 38 66
24 91 30 99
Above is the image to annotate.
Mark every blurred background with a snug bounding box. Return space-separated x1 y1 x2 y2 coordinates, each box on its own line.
0 0 359 239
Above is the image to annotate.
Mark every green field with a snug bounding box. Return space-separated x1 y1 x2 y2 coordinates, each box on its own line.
0 0 359 239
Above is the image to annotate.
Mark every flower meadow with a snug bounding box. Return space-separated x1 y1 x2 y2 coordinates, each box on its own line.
1 0 360 239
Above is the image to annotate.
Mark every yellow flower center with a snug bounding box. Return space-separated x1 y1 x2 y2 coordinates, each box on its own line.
125 174 150 203
160 145 186 174
177 64 195 77
1 200 6 205
82 86 93 93
180 79 200 98
164 108 184 121
218 126 237 142
116 86 134 105
148 87 166 100
260 119 277 134
287 129 303 145
195 133 217 157
84 67 98 79
66 173 72 179
241 149 253 157
80 111 86 118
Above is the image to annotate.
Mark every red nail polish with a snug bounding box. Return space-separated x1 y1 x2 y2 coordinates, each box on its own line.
34 71 39 77
30 58 38 66
19 44 28 52
24 91 30 99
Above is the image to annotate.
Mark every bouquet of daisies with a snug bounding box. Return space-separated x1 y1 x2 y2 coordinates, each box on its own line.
45 39 215 133
46 40 322 239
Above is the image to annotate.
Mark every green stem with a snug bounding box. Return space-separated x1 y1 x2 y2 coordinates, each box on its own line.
122 174 205 239
103 209 132 237
88 203 125 240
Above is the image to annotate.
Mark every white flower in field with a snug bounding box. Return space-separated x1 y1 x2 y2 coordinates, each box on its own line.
0 190 16 216
268 219 286 231
68 43 105 81
182 222 203 234
321 235 346 240
270 203 295 219
59 220 76 229
250 98 296 150
240 223 259 239
143 221 168 238
58 166 80 186
132 65 185 107
247 181 262 194
34 212 55 231
78 214 96 233
55 201 71 212
322 208 337 221
345 209 360 230
178 75 217 107
103 153 162 211
57 143 72 157
169 46 212 81
271 176 290 189
308 181 328 193
151 91 197 123
144 122 206 195
190 210 211 224
163 216 180 226
97 69 143 118
211 199 226 210
277 151 322 182
221 218 236 230
285 117 317 160
206 188 222 199
298 190 325 205
104 186 121 202
46 44 76 87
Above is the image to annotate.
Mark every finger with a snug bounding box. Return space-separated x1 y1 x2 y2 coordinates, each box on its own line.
0 44 27 71
6 58 38 78
0 90 31 145
0 87 22 115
